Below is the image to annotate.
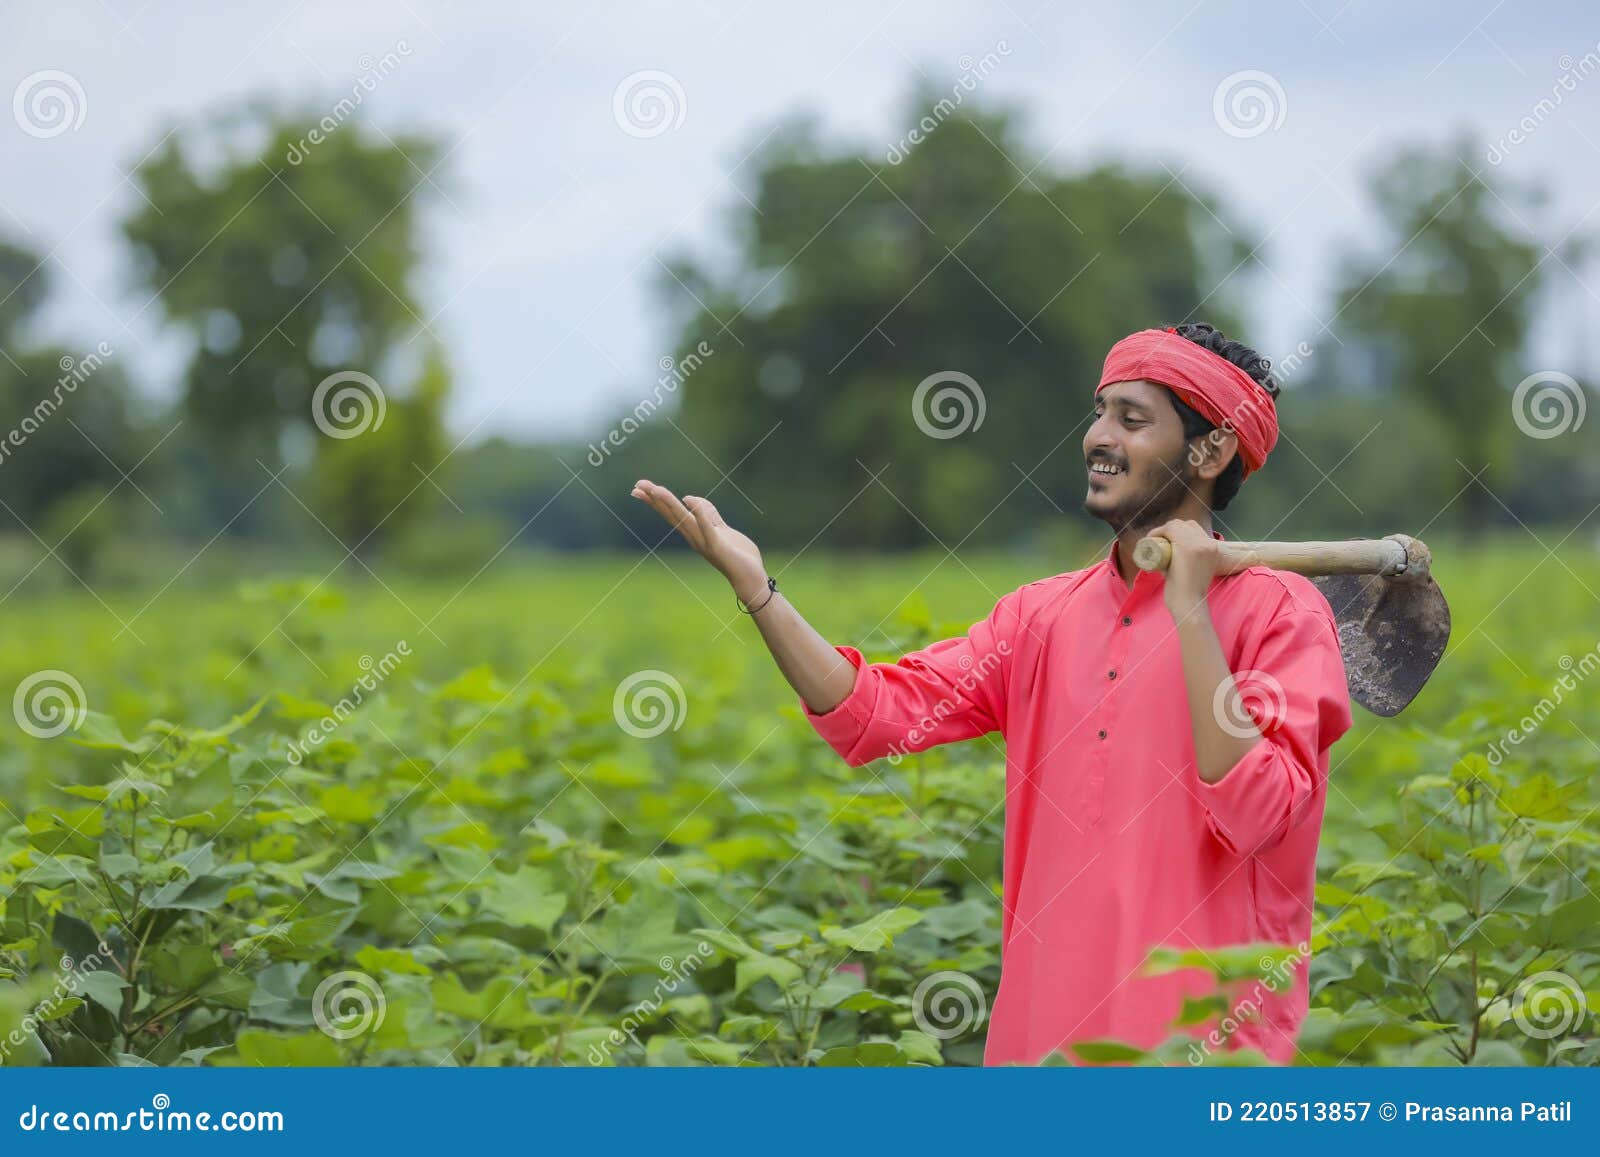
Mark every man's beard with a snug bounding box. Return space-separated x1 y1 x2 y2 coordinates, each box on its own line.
1083 446 1195 533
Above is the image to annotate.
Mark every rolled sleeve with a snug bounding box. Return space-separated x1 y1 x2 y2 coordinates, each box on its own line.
799 644 877 762
1195 607 1353 856
798 588 1024 768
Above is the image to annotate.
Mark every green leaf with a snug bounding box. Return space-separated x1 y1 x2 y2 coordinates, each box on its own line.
149 943 220 991
1546 894 1600 948
223 1029 343 1066
1070 1039 1147 1063
587 887 685 966
148 874 232 911
25 808 104 858
165 758 234 826
820 907 923 952
186 697 268 743
817 1041 902 1066
478 867 566 933
919 899 991 940
734 953 802 995
835 990 903 1013
354 946 433 977
1498 774 1584 822
68 711 156 754
896 1029 945 1065
76 969 128 1016
1174 993 1228 1026
1332 862 1417 889
248 962 313 1027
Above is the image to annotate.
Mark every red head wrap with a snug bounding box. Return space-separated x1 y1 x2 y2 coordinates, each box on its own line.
1095 327 1279 478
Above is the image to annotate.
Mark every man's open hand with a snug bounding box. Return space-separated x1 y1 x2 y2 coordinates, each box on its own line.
631 479 770 604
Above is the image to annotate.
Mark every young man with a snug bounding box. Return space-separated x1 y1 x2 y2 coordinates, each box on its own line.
631 322 1353 1064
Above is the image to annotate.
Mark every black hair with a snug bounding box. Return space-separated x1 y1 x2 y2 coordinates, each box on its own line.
1164 322 1280 513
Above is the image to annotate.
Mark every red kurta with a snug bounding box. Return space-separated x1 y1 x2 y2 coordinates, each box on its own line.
800 535 1353 1064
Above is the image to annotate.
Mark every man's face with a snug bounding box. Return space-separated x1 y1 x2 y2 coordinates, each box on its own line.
1081 379 1199 531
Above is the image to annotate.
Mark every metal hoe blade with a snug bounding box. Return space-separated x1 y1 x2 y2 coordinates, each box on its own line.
1311 572 1452 717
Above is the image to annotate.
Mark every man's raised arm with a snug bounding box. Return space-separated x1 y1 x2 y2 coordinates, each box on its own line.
631 479 1020 765
632 479 857 713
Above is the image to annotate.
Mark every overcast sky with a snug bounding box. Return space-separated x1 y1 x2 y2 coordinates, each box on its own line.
3 0 1598 443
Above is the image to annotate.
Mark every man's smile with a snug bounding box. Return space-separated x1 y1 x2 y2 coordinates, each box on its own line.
1088 459 1126 486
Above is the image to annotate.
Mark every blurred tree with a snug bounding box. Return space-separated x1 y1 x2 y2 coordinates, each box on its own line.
0 238 143 571
121 102 450 536
1332 140 1549 527
38 483 123 585
304 343 450 555
641 92 1259 549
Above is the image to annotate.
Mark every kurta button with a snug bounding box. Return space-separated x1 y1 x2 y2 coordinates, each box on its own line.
1108 669 1117 679
1097 729 1107 739
1122 616 1132 626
